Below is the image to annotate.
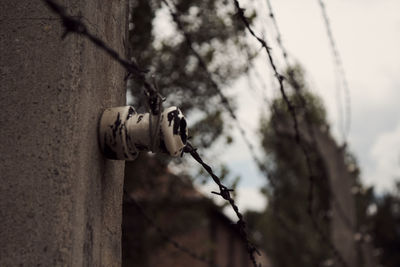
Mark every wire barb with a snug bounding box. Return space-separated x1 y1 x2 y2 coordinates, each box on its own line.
233 1 351 266
42 1 354 266
43 0 163 116
183 142 261 267
232 0 300 144
45 1 260 265
162 0 265 187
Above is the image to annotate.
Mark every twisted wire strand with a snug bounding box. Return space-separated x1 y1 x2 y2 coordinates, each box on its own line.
232 1 350 266
42 1 352 266
44 1 260 265
183 142 261 267
43 0 164 115
265 0 360 240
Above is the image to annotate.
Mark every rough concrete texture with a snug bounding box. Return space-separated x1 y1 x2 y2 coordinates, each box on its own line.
0 0 127 266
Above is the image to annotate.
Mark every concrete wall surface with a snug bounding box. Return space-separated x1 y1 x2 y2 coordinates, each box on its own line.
0 0 127 266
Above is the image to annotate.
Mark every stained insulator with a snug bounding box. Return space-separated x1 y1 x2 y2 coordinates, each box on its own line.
99 106 188 160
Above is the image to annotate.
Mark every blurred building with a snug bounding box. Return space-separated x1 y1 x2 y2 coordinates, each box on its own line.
122 154 270 267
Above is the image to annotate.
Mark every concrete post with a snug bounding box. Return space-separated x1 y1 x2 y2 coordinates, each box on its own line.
0 0 127 266
312 131 357 267
275 122 357 266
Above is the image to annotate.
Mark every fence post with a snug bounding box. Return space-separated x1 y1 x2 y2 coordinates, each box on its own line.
314 131 357 267
0 1 127 266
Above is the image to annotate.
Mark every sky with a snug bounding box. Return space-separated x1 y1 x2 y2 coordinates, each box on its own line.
195 0 400 215
146 0 400 215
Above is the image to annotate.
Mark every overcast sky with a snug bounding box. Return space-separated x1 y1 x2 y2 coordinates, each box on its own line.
197 0 400 213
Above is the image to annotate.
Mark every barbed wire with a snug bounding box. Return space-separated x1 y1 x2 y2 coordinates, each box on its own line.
163 5 317 260
123 191 220 267
269 0 375 256
183 142 261 267
264 0 360 255
232 0 300 143
317 0 351 144
44 1 260 266
160 0 262 165
259 0 321 213
265 0 290 68
261 0 320 218
42 0 164 116
230 4 318 222
43 1 352 266
162 1 352 266
265 0 368 255
159 3 319 265
232 1 352 266
264 0 362 242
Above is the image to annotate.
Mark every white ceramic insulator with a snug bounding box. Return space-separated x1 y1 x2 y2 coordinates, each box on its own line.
99 106 188 160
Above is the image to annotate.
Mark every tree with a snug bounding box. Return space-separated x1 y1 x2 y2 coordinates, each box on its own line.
371 183 400 267
354 181 400 267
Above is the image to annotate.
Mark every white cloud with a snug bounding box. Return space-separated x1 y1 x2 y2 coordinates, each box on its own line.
235 186 267 211
368 123 400 192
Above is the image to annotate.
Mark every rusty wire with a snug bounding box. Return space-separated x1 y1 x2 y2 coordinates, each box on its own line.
232 1 351 266
160 0 261 165
265 0 359 236
183 142 261 267
160 1 352 266
44 1 260 265
43 1 353 266
42 0 163 115
232 0 300 143
159 2 273 265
